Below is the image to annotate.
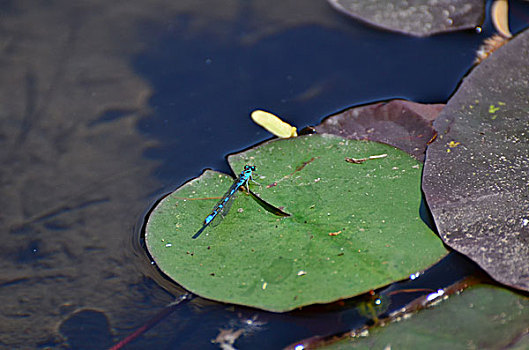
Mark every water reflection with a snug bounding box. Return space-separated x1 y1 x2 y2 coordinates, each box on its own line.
0 0 497 348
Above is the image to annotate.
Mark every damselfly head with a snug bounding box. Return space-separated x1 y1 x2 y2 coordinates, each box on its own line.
244 165 256 171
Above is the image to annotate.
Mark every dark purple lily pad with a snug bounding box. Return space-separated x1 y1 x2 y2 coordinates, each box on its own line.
327 0 485 37
315 99 444 161
423 29 529 291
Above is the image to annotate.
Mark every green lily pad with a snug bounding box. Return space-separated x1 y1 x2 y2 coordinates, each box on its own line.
146 134 447 312
322 285 529 349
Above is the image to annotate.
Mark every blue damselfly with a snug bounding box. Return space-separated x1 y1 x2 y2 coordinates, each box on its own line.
193 165 257 239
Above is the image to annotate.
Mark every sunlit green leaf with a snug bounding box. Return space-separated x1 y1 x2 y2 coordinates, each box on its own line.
146 134 447 311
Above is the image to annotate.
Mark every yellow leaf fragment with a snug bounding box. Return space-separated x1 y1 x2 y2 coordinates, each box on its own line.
251 110 298 138
447 140 460 153
489 104 500 113
492 0 512 38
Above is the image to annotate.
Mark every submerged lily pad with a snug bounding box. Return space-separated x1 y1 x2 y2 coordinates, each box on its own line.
323 285 529 349
315 100 444 161
146 134 447 312
327 0 484 37
422 28 529 291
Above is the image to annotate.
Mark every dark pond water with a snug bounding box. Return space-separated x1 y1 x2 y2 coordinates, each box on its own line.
1 0 528 349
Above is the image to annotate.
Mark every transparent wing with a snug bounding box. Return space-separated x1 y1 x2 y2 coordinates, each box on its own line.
211 177 262 227
193 171 251 239
203 175 242 226
210 189 238 227
192 182 239 239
